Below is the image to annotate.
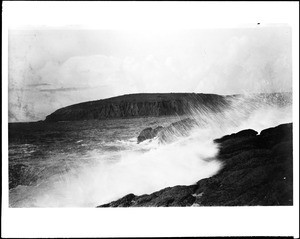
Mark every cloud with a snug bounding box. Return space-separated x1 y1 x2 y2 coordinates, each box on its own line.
8 27 292 122
39 87 91 92
26 83 51 87
194 30 292 94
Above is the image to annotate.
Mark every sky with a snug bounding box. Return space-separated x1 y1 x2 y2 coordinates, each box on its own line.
8 26 292 122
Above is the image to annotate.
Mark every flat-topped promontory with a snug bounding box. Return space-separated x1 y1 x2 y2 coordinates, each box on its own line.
44 93 230 122
44 92 292 122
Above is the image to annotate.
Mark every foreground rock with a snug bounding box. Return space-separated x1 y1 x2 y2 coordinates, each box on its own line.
98 123 293 207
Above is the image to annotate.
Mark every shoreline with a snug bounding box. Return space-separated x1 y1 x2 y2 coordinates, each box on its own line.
98 122 293 207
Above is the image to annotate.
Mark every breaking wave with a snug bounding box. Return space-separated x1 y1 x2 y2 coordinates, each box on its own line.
9 93 292 207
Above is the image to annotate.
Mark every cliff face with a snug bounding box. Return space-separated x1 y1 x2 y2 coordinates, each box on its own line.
98 123 293 207
45 92 292 122
45 93 229 122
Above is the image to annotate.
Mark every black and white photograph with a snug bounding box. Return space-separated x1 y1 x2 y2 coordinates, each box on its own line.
2 1 299 238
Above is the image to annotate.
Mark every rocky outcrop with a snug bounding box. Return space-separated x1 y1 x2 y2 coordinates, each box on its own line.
158 118 197 143
137 126 164 143
137 118 198 143
98 122 293 207
45 93 229 122
100 186 197 207
214 129 258 143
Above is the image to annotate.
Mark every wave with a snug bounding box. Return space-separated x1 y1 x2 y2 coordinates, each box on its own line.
9 93 293 207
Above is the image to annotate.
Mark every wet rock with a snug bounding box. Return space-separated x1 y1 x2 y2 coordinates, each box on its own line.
98 185 197 207
258 123 293 149
214 129 258 143
137 118 197 143
193 123 293 206
98 193 136 207
158 118 198 143
98 122 293 207
137 126 164 143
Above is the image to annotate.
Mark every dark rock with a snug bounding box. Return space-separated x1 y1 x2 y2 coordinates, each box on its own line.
271 141 293 160
137 126 164 143
98 185 197 207
194 123 293 206
257 123 293 149
157 118 198 143
98 193 136 207
137 127 154 143
153 126 164 134
137 118 197 143
97 122 293 207
214 129 258 143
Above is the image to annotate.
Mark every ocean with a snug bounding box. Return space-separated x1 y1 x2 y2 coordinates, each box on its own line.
8 94 293 207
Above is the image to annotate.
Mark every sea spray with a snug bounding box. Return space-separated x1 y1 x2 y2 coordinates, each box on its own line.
9 93 293 207
10 128 221 207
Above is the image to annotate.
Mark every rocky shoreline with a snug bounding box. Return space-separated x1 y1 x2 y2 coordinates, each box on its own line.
98 122 293 207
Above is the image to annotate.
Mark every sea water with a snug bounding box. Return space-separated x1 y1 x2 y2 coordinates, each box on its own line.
8 94 293 207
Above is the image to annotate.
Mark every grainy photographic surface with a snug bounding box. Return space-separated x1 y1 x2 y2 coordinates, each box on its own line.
8 26 293 208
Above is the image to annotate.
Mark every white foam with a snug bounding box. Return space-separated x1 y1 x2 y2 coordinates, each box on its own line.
9 95 293 207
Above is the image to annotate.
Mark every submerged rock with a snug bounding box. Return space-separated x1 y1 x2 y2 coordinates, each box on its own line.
98 122 293 207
